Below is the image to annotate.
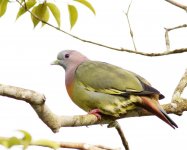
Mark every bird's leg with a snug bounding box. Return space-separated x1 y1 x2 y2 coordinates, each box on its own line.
88 109 102 120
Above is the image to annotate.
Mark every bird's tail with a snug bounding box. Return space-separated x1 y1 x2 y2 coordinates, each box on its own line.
140 96 178 129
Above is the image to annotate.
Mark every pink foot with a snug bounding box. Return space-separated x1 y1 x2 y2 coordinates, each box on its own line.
89 109 102 120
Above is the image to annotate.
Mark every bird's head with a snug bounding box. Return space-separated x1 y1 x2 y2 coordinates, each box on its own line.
51 50 88 70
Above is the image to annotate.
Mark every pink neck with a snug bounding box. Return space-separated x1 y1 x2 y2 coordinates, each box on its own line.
65 58 88 86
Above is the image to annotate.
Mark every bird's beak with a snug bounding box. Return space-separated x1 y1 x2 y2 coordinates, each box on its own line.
51 60 60 65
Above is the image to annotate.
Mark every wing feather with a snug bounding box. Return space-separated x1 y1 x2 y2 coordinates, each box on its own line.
75 61 164 99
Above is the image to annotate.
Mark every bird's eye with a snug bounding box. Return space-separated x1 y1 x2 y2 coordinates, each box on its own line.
65 54 70 58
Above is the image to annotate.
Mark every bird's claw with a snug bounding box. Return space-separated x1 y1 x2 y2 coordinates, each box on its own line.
89 109 102 120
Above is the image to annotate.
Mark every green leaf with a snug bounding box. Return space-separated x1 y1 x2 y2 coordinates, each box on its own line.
31 3 50 27
47 3 61 28
16 0 36 20
41 6 49 27
0 0 8 17
31 6 39 27
18 130 32 150
7 137 21 148
74 0 95 15
68 5 78 29
0 137 21 148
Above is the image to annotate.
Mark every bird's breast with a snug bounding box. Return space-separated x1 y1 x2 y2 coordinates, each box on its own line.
65 68 76 99
66 79 74 99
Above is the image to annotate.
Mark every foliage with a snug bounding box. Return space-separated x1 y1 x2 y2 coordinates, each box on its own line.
1 0 95 29
0 130 32 149
0 130 60 149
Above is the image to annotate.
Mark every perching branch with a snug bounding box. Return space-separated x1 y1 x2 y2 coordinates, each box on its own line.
0 82 185 133
165 0 187 12
0 69 187 141
15 0 187 57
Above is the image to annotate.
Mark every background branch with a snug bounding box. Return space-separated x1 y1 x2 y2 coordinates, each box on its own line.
165 0 187 12
0 135 117 150
15 0 187 57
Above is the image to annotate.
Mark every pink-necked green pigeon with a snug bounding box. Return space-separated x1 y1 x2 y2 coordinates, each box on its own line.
52 50 178 129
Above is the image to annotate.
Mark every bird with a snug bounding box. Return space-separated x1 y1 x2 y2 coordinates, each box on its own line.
51 50 178 129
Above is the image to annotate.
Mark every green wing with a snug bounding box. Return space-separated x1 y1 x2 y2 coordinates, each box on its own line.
75 61 163 98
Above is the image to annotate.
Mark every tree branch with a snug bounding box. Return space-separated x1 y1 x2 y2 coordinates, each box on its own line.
15 0 187 57
165 0 187 12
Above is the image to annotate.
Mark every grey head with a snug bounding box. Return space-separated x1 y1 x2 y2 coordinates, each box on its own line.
51 50 88 70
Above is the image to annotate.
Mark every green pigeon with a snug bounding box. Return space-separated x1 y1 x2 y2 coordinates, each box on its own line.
52 50 178 129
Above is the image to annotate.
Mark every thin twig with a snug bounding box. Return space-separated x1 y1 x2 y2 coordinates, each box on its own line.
164 28 170 50
164 24 187 51
166 24 187 32
108 121 129 150
165 0 187 12
124 0 137 51
15 0 187 57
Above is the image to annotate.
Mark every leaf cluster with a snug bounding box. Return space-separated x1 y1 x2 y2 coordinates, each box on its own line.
0 0 95 29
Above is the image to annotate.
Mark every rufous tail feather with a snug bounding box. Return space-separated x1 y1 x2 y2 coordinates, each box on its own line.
140 96 178 129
